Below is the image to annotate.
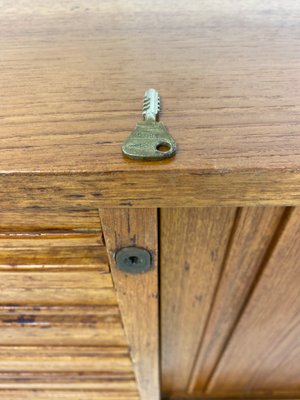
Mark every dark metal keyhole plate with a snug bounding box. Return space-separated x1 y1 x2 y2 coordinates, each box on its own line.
115 247 152 274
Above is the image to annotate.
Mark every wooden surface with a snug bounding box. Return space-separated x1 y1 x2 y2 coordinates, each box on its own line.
100 209 159 400
160 206 300 399
0 392 139 400
207 207 300 397
1 0 300 206
1 204 300 399
191 207 286 392
0 208 139 399
160 208 236 394
0 208 102 231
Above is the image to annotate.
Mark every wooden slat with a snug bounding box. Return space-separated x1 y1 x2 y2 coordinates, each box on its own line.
0 247 108 270
0 305 125 346
207 207 300 396
160 208 237 395
0 390 140 400
0 208 102 231
0 346 132 372
0 305 116 315
190 207 286 392
0 234 103 248
99 208 159 400
0 271 116 305
0 372 137 390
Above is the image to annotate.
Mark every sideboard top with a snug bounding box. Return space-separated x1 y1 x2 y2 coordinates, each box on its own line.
0 0 299 206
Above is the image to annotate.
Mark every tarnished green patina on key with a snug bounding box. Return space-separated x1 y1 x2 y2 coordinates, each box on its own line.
122 88 176 160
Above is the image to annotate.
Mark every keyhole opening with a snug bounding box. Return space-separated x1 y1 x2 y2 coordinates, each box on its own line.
128 256 139 265
156 142 171 152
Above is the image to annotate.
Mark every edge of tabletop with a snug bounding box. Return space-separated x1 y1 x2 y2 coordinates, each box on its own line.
0 168 299 207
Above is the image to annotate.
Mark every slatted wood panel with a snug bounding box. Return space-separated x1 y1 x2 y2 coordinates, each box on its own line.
207 207 300 397
161 206 290 398
0 208 139 400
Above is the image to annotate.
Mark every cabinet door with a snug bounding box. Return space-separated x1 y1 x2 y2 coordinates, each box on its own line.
161 206 300 399
0 208 159 400
207 207 300 397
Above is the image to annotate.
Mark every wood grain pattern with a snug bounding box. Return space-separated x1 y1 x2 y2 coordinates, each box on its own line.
0 172 299 209
0 248 108 270
0 372 137 390
191 207 286 392
207 207 300 396
0 305 125 346
99 208 159 400
0 391 139 400
0 346 132 372
0 208 140 398
0 208 102 231
0 0 300 206
160 395 300 400
0 208 105 269
0 271 116 305
160 208 237 395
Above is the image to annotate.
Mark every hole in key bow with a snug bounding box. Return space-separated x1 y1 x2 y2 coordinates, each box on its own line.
156 142 171 152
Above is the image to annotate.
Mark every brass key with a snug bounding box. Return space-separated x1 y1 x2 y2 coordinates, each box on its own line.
122 88 176 160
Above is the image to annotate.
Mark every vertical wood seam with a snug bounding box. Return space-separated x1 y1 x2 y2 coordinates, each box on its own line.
187 207 241 393
158 208 162 398
204 207 295 393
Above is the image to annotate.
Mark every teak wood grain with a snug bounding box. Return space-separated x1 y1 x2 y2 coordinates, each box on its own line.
160 208 236 395
2 0 300 398
99 208 159 400
0 0 300 206
191 207 286 392
0 208 102 231
0 346 132 372
160 207 300 399
0 208 140 399
207 207 300 397
0 391 139 400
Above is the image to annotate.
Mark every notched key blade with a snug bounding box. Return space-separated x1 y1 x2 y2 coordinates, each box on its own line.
122 121 176 161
